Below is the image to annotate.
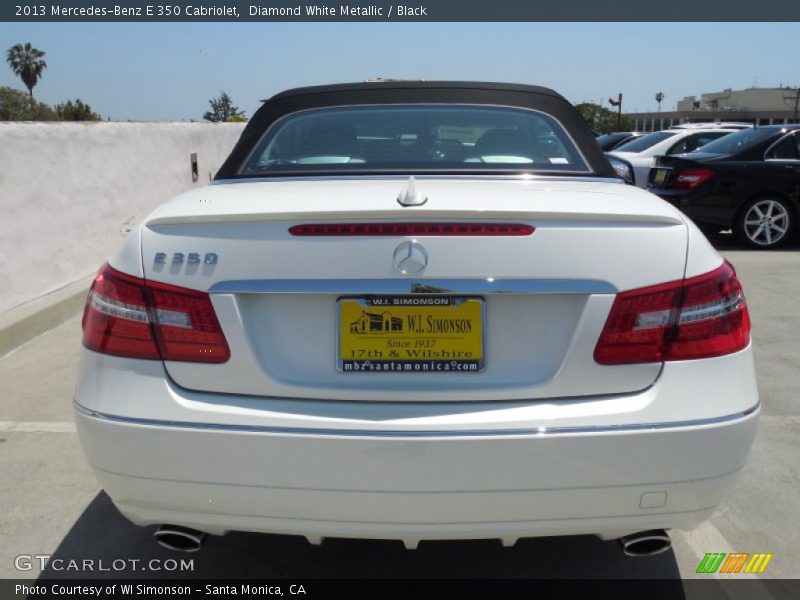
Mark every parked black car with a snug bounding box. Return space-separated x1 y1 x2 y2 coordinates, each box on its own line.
647 125 800 248
596 131 644 151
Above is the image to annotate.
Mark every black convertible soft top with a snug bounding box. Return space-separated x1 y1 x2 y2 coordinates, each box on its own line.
215 81 615 180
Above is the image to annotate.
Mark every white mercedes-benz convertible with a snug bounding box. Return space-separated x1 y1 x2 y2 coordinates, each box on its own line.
74 82 758 556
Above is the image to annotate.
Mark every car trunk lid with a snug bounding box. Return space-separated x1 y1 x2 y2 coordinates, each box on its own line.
140 178 688 401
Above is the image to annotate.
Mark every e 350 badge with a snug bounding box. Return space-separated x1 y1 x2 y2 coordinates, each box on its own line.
154 252 218 266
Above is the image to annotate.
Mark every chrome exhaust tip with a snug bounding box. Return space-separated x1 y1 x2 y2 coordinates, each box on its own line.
154 525 207 552
620 529 671 557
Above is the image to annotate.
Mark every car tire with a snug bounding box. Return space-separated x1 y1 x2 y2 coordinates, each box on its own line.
735 197 794 249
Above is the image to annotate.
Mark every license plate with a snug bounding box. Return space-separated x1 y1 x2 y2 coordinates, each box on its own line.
338 296 484 373
654 168 668 184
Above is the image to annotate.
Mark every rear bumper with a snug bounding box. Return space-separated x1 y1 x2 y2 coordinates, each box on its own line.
650 188 700 211
650 188 735 227
74 397 758 545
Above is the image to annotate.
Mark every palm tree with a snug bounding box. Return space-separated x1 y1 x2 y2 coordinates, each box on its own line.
6 43 47 98
655 92 665 112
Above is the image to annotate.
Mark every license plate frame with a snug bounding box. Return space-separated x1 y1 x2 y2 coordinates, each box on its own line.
337 295 485 373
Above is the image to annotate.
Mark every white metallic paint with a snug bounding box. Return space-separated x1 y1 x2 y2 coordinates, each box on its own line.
79 174 759 547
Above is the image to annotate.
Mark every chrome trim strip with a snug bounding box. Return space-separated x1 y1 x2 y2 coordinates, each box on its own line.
209 278 617 295
74 402 759 438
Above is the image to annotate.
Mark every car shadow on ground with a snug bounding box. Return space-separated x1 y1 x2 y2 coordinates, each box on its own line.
38 492 683 581
706 230 800 251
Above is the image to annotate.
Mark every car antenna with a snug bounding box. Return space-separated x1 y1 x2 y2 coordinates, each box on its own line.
397 176 428 206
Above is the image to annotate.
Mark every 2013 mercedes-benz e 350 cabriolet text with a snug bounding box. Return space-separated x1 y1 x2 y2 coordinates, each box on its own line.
74 82 758 555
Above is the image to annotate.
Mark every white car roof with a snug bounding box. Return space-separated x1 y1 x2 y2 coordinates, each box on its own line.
669 122 752 130
609 127 737 158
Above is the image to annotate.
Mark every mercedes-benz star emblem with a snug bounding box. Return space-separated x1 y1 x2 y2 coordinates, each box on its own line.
393 240 428 275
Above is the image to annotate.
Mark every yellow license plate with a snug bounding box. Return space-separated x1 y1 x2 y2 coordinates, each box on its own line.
338 296 483 373
654 169 668 184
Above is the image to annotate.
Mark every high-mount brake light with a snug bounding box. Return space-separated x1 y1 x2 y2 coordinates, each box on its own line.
82 264 230 363
289 223 535 236
594 261 750 365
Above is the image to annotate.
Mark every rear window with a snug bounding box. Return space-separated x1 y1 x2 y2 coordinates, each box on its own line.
697 127 783 156
596 132 634 151
239 105 589 176
613 131 677 153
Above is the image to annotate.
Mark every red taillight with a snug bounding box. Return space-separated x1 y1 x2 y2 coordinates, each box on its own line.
82 266 160 360
289 223 535 236
594 261 750 365
82 264 230 363
673 168 714 189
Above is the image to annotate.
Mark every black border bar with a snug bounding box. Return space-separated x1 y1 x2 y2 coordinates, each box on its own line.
4 1 800 22
2 579 800 600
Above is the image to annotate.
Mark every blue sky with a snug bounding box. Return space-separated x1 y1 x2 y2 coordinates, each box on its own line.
0 22 797 120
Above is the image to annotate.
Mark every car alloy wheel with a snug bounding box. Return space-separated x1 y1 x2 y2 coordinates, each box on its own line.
740 198 792 248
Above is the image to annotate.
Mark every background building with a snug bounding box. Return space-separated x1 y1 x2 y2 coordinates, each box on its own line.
627 86 800 131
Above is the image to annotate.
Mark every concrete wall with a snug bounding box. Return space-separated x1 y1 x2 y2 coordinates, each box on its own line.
0 122 246 314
